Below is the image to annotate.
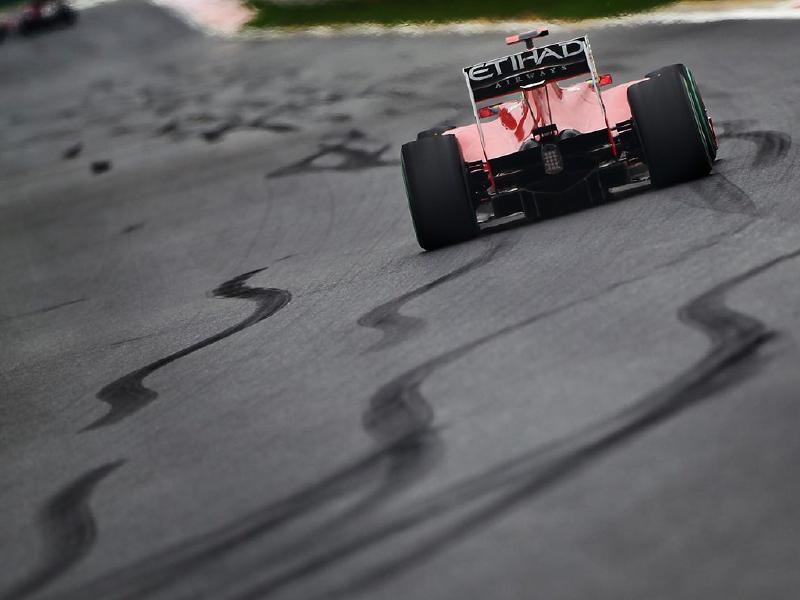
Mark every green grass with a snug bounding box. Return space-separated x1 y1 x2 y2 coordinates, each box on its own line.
246 0 689 28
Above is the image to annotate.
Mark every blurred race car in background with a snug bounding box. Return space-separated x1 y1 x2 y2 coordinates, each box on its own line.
401 30 717 250
0 0 76 39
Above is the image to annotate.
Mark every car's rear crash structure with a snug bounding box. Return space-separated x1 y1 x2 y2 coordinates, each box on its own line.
401 30 718 250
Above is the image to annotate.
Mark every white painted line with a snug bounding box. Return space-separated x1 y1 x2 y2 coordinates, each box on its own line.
71 0 119 8
149 0 253 35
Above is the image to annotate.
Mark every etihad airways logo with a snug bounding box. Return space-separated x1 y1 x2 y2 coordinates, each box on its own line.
466 39 587 82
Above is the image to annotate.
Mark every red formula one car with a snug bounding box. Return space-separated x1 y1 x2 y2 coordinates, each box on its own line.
2 1 77 38
401 30 717 250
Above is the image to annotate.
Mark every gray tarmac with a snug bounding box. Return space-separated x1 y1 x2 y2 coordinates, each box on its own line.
1 2 800 598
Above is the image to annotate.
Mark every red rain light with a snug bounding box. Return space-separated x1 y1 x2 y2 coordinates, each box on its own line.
598 74 613 87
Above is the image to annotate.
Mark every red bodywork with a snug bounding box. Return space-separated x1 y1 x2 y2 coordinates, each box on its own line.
448 79 641 163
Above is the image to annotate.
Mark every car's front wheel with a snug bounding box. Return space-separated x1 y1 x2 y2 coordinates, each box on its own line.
628 64 715 187
401 134 478 251
58 5 78 25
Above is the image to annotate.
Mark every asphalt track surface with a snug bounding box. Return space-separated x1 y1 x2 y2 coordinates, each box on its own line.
2 3 800 599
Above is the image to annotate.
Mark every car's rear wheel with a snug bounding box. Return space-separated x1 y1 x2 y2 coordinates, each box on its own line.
401 135 478 251
646 64 717 162
417 125 454 140
628 64 714 187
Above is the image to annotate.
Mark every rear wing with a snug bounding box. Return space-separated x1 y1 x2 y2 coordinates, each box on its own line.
462 35 614 165
464 36 593 103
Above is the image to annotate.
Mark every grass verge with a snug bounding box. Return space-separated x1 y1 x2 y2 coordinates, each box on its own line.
246 0 692 27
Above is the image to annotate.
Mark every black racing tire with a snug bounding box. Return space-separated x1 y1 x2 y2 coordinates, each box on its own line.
59 6 78 25
18 20 34 36
628 63 714 187
645 64 717 162
417 125 454 140
401 134 478 251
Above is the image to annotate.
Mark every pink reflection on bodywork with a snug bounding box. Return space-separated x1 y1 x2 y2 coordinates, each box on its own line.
449 79 643 163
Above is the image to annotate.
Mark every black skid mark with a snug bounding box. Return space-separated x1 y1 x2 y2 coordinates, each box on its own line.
62 143 82 160
716 121 792 167
268 129 399 178
47 259 697 600
201 120 238 143
227 339 537 600
90 161 112 175
689 173 758 215
48 246 794 600
51 330 447 599
196 436 444 600
46 441 441 600
357 243 504 353
107 332 161 348
120 222 145 235
247 118 298 134
227 284 672 599
84 269 291 431
0 298 86 321
0 461 124 600
716 118 757 132
684 122 791 214
661 219 755 268
284 251 795 600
